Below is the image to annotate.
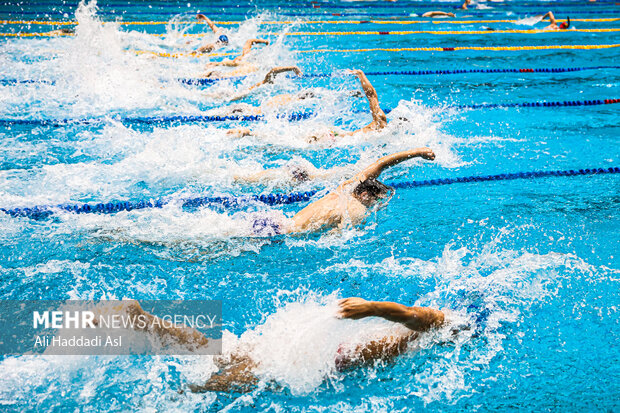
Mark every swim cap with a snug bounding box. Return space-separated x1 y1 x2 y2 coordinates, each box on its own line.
217 34 229 44
559 16 570 30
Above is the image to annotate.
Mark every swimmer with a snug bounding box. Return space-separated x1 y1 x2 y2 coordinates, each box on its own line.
422 11 456 18
217 89 354 117
227 69 388 143
229 66 303 102
46 27 75 36
203 66 303 102
540 12 571 30
234 159 352 186
117 298 444 393
246 148 436 236
460 0 472 10
195 14 229 53
203 38 270 79
284 148 435 233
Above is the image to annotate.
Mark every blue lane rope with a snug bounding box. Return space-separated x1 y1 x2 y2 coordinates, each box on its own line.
5 65 617 87
179 65 620 86
1 98 617 127
0 112 314 127
2 166 618 220
454 98 620 110
0 79 55 86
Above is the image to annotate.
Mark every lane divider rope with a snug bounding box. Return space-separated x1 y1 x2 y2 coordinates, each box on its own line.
7 10 620 17
132 43 620 58
6 64 618 86
4 27 620 37
2 18 618 25
180 65 620 85
3 167 618 219
1 98 618 127
0 112 314 126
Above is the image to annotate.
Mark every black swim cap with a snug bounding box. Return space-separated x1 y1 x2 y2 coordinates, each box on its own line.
353 178 393 206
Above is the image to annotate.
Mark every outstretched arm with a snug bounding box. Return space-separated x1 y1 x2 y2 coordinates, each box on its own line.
338 297 444 331
229 66 302 102
197 14 219 33
232 38 269 63
344 148 435 186
347 69 387 127
260 66 303 85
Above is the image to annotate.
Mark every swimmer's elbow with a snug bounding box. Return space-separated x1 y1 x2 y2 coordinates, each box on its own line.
406 307 444 331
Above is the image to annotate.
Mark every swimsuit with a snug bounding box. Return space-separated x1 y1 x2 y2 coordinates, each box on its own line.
286 164 311 183
252 217 282 237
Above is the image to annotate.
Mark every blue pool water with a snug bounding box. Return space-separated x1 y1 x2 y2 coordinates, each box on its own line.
0 0 619 411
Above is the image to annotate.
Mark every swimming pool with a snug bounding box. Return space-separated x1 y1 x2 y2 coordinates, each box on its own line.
1 0 619 411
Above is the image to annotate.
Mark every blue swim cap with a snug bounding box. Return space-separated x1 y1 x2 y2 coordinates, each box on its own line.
217 34 229 45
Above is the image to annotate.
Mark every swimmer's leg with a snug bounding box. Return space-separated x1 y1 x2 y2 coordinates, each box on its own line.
111 301 211 351
189 354 257 393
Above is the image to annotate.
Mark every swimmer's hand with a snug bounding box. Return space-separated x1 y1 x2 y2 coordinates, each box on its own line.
418 147 435 161
344 69 364 76
337 297 376 319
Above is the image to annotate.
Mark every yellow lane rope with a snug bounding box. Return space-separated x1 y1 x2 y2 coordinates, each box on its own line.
3 27 620 37
284 28 620 35
1 17 618 26
131 43 620 58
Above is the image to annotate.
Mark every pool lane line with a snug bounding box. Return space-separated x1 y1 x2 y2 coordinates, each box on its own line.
283 28 620 35
0 112 314 127
5 65 618 86
1 98 618 127
132 43 620 58
2 18 619 25
4 27 620 37
3 167 619 220
180 65 620 85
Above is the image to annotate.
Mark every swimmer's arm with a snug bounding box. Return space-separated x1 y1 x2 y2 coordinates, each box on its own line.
233 169 278 183
230 66 302 101
423 11 456 18
343 148 435 186
338 298 444 331
197 43 215 53
227 128 253 138
260 66 303 85
232 38 269 63
347 69 387 127
197 14 219 33
542 11 556 24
